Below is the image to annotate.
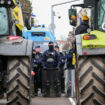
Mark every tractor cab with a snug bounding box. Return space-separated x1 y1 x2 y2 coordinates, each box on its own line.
68 0 105 31
0 0 31 37
91 0 105 31
68 0 105 53
0 0 16 36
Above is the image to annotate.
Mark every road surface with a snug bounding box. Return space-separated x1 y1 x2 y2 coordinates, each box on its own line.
31 97 72 105
0 97 75 105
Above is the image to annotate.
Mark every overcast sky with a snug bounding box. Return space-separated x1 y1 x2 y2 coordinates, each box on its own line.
30 0 83 40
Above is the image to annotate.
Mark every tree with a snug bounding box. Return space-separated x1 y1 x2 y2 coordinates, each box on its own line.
20 0 33 22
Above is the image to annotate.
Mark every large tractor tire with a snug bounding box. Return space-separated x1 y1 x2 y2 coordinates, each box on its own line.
78 56 105 105
7 57 31 105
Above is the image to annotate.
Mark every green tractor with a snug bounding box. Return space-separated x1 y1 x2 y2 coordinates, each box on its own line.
69 0 105 105
0 0 32 105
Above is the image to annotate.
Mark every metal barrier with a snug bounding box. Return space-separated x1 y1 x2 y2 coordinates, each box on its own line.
65 69 76 97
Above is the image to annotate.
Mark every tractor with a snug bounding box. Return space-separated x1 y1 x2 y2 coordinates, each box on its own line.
68 0 105 105
0 0 32 105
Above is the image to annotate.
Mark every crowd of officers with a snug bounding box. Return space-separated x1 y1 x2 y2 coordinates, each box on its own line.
32 14 89 96
32 41 75 96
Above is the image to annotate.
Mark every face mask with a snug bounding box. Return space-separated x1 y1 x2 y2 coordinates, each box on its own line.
49 45 54 50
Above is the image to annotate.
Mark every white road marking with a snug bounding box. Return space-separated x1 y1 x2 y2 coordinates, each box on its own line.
68 98 76 105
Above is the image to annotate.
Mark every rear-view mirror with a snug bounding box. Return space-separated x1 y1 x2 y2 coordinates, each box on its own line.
25 16 32 30
68 8 77 26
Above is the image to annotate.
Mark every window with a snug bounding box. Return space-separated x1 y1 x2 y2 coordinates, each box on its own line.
31 32 45 36
97 0 105 29
91 8 95 30
0 7 8 35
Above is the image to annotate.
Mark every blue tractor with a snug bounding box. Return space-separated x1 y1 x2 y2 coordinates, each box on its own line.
22 25 57 53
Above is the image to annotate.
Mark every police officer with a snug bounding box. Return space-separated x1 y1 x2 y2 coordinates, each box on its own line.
54 45 65 93
59 52 66 93
65 41 76 97
33 46 42 96
54 45 60 53
54 45 65 70
66 49 75 70
42 42 61 96
42 42 61 69
75 15 89 35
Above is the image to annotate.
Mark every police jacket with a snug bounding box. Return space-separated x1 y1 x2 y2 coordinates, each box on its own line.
75 22 89 35
42 50 61 68
34 52 42 65
66 49 75 69
59 52 66 68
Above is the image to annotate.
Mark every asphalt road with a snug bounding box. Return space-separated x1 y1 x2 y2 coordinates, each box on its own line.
31 97 72 105
0 97 73 105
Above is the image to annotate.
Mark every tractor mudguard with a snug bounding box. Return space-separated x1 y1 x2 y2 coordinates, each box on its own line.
0 39 33 56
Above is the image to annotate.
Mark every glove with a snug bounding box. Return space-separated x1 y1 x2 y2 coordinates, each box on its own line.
31 71 36 76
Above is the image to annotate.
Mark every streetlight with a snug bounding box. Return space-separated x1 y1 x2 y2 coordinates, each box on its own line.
51 0 80 35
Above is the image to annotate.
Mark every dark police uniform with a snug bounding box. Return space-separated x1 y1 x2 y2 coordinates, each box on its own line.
65 48 75 97
42 49 61 96
59 52 66 93
42 50 61 69
66 49 75 70
59 52 65 71
33 52 42 95
75 22 89 35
